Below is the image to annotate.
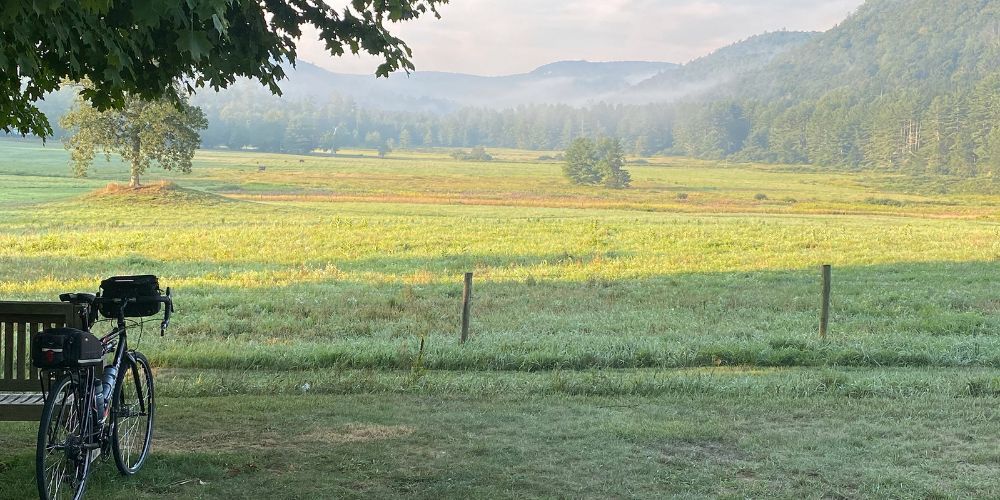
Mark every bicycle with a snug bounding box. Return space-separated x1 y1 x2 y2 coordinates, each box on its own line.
32 275 173 500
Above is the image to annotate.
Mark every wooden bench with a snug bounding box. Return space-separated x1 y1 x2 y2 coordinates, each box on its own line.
0 302 83 421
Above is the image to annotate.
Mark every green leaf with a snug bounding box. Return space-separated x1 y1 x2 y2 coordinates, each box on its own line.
31 0 63 15
1 0 449 137
79 0 111 14
211 13 227 35
132 2 165 26
388 0 403 20
177 30 213 61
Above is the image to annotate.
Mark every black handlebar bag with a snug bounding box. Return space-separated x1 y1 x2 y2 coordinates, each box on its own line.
32 328 104 369
99 275 163 318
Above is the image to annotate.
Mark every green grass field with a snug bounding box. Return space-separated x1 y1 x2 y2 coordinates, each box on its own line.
0 138 997 498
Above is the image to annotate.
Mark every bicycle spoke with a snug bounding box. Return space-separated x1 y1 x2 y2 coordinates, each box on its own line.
112 354 154 475
49 462 62 498
124 398 145 464
38 376 89 500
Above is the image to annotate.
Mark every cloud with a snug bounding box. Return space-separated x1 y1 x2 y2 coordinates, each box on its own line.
299 0 864 76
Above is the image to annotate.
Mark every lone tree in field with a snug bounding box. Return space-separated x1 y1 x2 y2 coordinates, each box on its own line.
61 89 208 188
1 0 447 138
563 137 632 188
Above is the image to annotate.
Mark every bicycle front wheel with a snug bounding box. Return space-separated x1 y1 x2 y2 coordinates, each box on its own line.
111 351 155 475
36 374 90 500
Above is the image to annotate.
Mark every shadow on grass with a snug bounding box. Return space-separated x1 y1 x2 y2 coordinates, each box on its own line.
2 256 997 370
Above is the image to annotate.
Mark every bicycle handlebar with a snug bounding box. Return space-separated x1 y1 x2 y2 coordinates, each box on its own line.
93 291 174 335
93 295 172 306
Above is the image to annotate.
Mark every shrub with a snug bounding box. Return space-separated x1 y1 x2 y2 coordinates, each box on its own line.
865 197 905 207
754 193 769 201
676 192 689 200
451 146 493 162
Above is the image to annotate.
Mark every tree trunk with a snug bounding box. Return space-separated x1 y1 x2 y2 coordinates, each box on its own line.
129 167 141 188
129 139 141 188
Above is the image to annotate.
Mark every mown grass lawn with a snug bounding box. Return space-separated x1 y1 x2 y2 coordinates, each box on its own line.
1 375 997 499
0 138 997 498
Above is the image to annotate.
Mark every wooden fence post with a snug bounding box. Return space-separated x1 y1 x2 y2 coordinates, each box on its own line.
820 265 831 339
460 272 473 343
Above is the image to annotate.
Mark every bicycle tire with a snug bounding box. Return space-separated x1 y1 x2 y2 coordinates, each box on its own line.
36 374 90 500
111 351 155 475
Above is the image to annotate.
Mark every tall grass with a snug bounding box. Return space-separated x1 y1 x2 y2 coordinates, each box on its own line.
0 139 997 373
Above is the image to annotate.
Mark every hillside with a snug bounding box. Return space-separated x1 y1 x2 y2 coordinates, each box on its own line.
741 0 999 101
625 31 817 103
673 0 1000 177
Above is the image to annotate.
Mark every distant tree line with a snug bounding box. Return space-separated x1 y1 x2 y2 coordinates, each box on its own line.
711 0 1000 179
17 77 998 181
673 76 1000 178
192 72 999 179
194 86 678 157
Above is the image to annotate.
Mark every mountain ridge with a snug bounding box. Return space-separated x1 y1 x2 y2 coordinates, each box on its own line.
272 59 680 110
271 31 816 110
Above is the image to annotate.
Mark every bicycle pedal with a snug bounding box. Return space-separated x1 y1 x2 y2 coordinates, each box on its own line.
89 448 101 464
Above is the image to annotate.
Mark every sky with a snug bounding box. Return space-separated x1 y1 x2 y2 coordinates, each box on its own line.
300 0 866 76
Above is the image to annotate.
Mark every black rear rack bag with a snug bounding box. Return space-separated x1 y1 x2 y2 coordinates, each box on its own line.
32 328 104 368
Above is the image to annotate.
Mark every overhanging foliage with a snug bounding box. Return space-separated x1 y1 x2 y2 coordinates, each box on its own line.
0 0 446 137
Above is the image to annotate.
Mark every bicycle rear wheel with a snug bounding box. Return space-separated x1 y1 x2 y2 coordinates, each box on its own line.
111 351 155 475
36 374 90 500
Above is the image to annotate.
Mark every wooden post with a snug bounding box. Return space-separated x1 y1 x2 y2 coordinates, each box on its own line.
820 265 832 339
460 272 473 343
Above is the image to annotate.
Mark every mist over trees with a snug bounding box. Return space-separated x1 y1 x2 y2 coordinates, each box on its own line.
195 87 677 157
701 0 1000 178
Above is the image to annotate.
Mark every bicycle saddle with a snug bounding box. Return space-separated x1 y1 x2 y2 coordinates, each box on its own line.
59 292 97 305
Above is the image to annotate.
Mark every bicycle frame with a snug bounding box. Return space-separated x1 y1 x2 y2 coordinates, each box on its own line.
45 304 139 458
97 314 130 423
99 301 158 432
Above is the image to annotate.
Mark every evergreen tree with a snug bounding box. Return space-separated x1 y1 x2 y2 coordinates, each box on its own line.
398 128 412 150
595 138 631 188
563 138 600 185
563 137 631 188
